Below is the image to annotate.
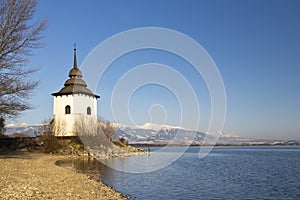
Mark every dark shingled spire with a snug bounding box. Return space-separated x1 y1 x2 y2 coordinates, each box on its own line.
73 46 78 69
69 46 82 78
51 47 100 99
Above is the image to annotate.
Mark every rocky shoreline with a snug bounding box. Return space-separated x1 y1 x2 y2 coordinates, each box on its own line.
0 152 128 199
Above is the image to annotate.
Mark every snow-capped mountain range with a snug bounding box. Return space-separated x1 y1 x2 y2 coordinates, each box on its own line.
4 123 45 137
114 123 245 145
114 123 299 145
4 122 298 145
4 122 236 144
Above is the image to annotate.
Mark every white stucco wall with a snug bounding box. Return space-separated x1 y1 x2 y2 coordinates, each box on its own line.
53 94 98 136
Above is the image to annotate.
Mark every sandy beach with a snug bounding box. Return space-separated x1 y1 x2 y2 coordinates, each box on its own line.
0 153 127 199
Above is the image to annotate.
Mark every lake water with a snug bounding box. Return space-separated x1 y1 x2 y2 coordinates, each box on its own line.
57 146 300 199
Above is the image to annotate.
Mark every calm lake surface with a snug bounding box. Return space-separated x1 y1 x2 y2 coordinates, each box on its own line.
57 146 300 199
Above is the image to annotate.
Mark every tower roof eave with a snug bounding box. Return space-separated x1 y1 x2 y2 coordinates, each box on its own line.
52 85 100 99
51 91 100 99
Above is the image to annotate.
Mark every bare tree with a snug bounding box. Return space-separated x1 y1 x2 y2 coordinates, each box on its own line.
74 116 112 149
98 119 116 141
0 0 46 118
52 118 67 136
0 116 6 136
74 116 98 137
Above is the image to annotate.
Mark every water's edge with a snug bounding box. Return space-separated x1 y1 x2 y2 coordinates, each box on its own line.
55 158 133 199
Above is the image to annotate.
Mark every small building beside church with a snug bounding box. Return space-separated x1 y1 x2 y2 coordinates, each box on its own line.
51 48 99 136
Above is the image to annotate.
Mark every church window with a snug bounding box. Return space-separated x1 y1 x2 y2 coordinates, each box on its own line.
65 105 71 114
87 106 91 115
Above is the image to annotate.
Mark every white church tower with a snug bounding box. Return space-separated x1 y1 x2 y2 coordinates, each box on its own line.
51 48 100 136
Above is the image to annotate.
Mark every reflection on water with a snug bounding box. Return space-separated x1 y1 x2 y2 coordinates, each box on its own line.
56 157 115 184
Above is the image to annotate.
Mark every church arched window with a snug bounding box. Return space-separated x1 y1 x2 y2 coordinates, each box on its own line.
87 106 91 115
65 105 71 114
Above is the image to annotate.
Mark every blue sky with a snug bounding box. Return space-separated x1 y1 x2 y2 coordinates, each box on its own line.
11 0 300 140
